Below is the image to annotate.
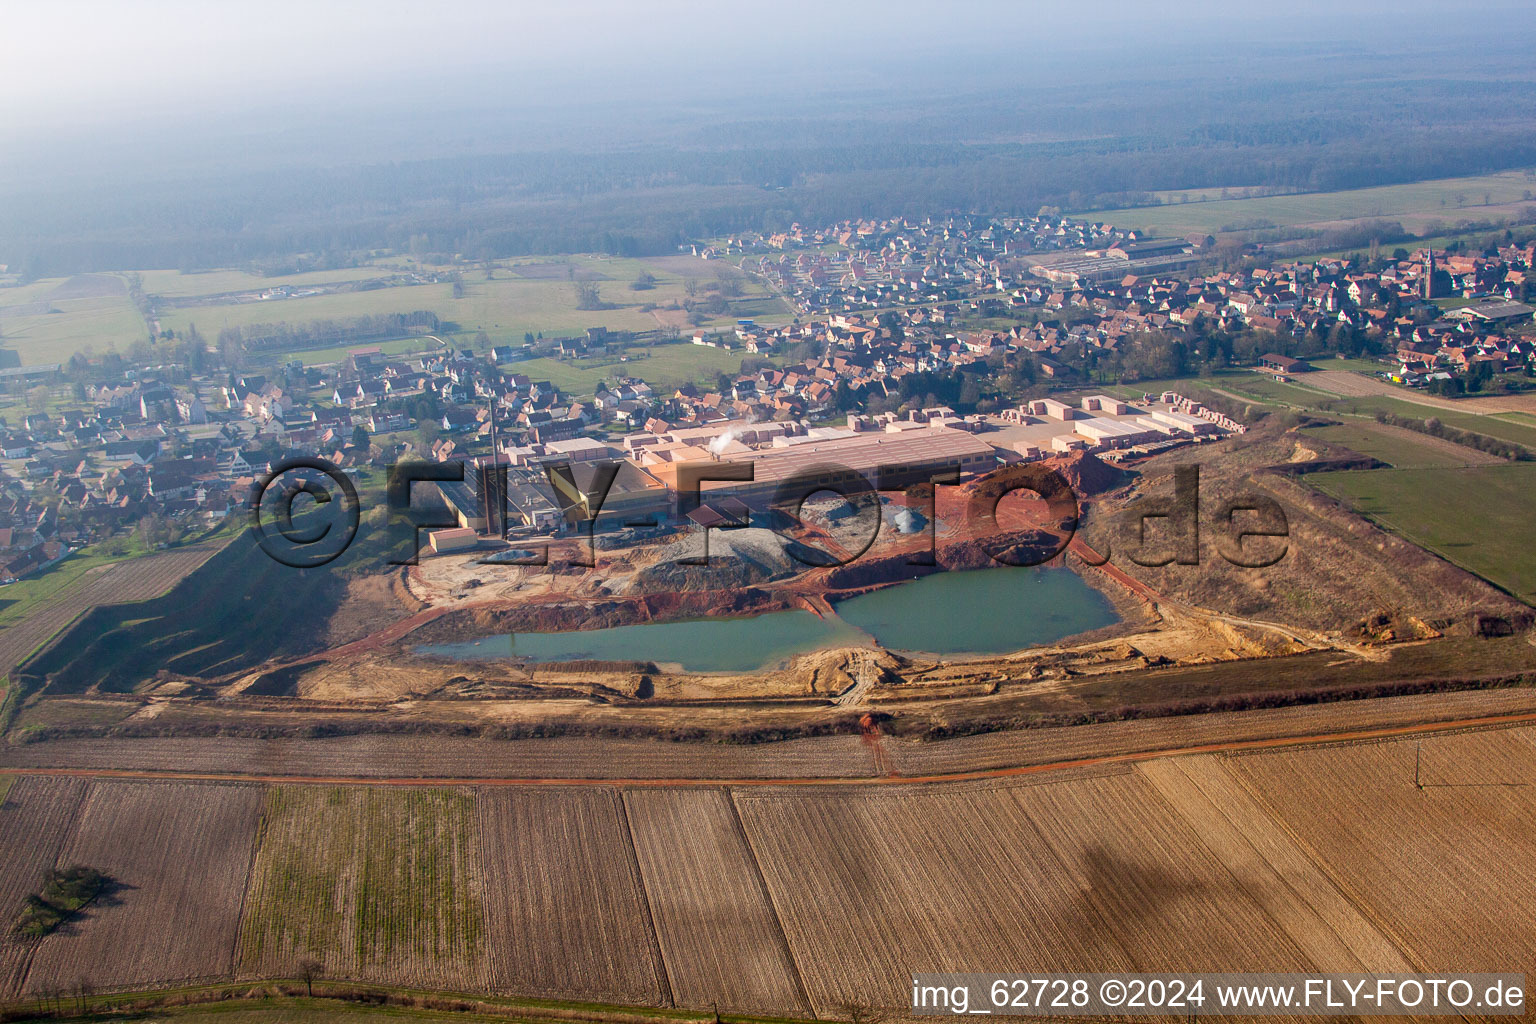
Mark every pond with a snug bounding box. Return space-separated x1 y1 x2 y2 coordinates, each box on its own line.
416 566 1119 672
833 566 1120 656
417 610 866 673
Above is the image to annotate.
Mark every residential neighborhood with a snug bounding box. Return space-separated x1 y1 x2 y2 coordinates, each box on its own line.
2 214 1534 581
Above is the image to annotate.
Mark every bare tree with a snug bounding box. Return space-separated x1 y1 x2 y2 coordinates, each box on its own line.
298 957 324 997
32 985 59 1016
73 976 93 1014
838 1002 891 1024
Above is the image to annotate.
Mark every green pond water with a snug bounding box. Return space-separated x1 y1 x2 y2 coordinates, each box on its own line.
416 566 1118 673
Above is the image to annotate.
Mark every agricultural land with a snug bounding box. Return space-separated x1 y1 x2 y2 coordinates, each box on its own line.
2 719 1536 1016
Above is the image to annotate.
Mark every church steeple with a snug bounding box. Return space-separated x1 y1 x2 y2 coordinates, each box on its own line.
1423 247 1437 300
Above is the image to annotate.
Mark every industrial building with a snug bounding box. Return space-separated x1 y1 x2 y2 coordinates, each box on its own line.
697 427 1000 507
1026 239 1197 284
546 459 671 525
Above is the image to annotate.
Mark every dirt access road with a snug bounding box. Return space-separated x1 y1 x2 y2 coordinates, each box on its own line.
6 704 1536 789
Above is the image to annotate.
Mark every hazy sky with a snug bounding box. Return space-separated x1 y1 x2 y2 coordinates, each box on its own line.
8 0 1533 138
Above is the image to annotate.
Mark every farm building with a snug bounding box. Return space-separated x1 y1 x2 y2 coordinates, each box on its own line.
1259 353 1311 374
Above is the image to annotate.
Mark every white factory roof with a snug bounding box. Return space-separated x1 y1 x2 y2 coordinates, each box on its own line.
1075 416 1145 438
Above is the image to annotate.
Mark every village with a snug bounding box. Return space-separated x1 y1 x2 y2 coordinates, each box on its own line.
1 213 1534 581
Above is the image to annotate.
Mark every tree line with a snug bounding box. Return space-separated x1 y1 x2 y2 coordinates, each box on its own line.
8 71 1536 278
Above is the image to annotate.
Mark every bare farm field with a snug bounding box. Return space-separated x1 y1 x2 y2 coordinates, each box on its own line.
0 732 880 780
884 684 1536 777
9 683 1536 787
0 777 86 996
1308 368 1536 416
2 721 1536 1014
237 786 487 990
476 788 668 1005
23 780 263 994
1138 757 1412 974
733 782 1140 1012
1230 729 1536 987
623 788 809 1015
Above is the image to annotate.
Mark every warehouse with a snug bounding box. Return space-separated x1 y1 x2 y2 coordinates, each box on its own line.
546 459 671 526
1449 298 1536 323
700 427 999 507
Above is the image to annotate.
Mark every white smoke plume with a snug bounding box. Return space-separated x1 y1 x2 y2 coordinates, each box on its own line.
708 428 737 456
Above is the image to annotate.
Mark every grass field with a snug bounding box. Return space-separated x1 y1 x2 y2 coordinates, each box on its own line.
0 290 148 364
0 253 787 368
514 342 762 397
158 255 785 352
1211 372 1339 406
282 335 443 366
1146 184 1303 204
1310 355 1390 374
1307 462 1536 602
1190 366 1536 449
1307 230 1507 261
1315 394 1536 449
1301 422 1475 468
136 266 408 299
239 787 487 989
1096 169 1536 237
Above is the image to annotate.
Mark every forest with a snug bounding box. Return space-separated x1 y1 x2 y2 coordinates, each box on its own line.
4 48 1536 277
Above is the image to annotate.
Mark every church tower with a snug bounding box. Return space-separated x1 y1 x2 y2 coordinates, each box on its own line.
1423 247 1438 300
